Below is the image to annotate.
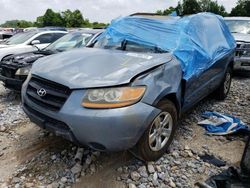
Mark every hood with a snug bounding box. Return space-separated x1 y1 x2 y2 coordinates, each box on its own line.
232 33 250 43
0 44 12 48
1 51 47 67
32 48 173 89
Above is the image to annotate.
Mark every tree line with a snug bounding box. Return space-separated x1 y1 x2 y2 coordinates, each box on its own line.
0 9 107 28
157 0 250 17
1 0 249 28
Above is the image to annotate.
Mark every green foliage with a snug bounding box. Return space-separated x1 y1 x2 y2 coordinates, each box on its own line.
182 0 201 15
34 9 64 27
199 0 228 16
92 22 107 28
158 0 232 16
230 0 250 16
1 20 33 28
156 7 176 15
1 8 107 28
62 9 90 27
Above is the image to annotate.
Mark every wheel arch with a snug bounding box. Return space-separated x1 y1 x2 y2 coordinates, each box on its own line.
1 54 13 61
157 93 181 117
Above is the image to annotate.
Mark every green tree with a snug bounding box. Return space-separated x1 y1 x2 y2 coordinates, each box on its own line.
176 1 183 16
17 20 34 28
1 20 33 28
182 0 201 15
1 8 107 29
35 9 64 27
91 21 107 28
157 6 177 15
230 0 250 16
62 9 85 27
199 0 228 16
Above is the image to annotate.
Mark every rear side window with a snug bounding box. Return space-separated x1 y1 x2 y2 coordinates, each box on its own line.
34 33 54 44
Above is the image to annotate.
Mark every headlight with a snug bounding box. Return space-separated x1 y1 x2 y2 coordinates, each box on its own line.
15 66 31 76
82 86 146 109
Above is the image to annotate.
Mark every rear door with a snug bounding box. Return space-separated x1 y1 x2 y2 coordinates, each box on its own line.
181 19 233 111
32 33 66 49
33 33 55 49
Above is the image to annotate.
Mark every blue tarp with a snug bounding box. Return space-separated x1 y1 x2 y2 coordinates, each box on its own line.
198 112 250 135
98 13 236 80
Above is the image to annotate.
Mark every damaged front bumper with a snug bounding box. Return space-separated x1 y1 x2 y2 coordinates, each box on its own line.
22 85 161 151
0 72 24 90
234 42 250 74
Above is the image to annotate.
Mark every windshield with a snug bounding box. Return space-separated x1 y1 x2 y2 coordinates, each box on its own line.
5 31 37 45
225 20 250 34
93 35 167 53
45 32 93 52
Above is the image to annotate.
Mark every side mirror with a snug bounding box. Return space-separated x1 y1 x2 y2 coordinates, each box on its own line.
31 40 40 45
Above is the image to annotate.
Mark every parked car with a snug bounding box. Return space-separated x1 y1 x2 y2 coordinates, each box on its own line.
24 27 67 32
22 13 235 161
224 17 250 75
0 31 13 43
0 29 103 91
0 30 67 60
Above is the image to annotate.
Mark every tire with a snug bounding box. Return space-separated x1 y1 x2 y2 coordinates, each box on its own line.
135 100 178 161
214 67 232 100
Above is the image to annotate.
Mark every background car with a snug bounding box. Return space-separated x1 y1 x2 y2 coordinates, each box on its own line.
0 29 103 91
0 31 13 43
0 30 67 61
224 17 250 75
22 13 235 161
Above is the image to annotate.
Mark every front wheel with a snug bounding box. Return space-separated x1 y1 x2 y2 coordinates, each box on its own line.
214 67 232 100
135 100 178 161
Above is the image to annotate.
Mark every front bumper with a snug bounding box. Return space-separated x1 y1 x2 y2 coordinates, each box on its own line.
22 86 160 151
234 57 250 74
0 72 24 90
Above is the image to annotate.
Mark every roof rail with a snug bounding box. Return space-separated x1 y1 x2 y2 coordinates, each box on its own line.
130 12 162 16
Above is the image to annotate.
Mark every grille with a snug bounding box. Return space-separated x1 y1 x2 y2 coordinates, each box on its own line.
236 42 250 57
26 76 71 111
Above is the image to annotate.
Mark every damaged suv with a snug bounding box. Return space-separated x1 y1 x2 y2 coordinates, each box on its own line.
0 29 102 91
22 13 235 161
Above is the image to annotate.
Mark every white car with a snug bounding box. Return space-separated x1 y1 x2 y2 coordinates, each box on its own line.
0 30 67 61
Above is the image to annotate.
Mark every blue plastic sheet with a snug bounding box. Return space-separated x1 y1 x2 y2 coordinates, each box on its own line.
98 13 236 80
198 111 250 135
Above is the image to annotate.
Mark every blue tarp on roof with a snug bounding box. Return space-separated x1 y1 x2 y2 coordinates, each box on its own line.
99 13 236 80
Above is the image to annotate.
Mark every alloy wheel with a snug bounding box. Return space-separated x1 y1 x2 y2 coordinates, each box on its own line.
148 112 173 152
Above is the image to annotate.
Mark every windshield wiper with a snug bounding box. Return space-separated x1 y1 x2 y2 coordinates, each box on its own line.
55 49 65 52
36 49 55 55
154 47 168 53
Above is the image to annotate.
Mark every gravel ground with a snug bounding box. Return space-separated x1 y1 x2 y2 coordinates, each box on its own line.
0 76 249 188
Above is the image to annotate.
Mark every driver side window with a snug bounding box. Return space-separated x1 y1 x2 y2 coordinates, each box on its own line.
34 33 54 44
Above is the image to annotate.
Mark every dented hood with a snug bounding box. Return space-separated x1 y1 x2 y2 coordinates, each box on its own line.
32 48 172 89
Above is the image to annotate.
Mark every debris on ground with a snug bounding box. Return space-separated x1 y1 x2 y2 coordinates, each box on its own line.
198 111 250 135
199 153 226 167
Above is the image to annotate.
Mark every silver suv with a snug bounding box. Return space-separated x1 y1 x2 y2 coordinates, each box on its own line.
225 17 250 75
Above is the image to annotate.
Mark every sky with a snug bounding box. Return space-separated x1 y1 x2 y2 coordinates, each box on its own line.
0 0 238 24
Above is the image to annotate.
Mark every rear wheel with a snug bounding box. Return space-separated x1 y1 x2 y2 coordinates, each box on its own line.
214 67 232 100
136 100 178 161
